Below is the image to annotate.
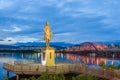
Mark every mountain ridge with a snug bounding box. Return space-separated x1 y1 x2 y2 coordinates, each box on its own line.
0 41 120 49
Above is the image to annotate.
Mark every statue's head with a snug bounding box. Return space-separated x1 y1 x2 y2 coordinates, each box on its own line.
46 22 49 26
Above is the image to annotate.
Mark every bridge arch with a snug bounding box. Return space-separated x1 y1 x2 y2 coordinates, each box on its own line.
81 42 98 51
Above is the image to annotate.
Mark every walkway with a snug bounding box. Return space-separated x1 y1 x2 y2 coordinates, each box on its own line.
3 61 120 80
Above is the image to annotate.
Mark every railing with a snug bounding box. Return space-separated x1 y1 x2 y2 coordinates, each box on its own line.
3 62 120 80
74 66 120 80
4 62 81 74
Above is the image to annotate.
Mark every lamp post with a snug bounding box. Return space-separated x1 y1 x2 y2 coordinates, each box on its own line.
104 68 106 80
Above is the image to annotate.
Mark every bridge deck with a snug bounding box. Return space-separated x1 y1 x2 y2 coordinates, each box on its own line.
3 61 120 80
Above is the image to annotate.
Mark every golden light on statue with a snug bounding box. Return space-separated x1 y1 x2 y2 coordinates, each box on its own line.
43 22 53 48
41 22 55 66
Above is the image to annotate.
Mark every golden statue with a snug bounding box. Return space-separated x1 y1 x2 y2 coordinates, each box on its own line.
43 22 53 47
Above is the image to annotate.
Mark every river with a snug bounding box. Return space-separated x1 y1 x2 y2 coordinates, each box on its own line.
0 52 120 79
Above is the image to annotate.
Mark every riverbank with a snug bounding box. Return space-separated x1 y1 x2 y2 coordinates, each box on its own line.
0 50 37 53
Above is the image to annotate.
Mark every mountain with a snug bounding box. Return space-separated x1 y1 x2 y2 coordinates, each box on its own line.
103 40 120 44
0 41 120 50
13 42 74 47
14 42 45 46
0 45 18 49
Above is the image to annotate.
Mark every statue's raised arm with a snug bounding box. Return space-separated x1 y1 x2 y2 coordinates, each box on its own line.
43 22 53 48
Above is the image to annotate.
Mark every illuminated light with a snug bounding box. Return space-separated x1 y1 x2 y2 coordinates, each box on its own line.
61 53 64 58
111 60 114 65
66 54 70 59
96 58 99 65
73 54 77 62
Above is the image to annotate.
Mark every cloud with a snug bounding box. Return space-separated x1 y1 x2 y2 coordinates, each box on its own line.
2 25 22 32
0 41 16 45
57 0 120 26
55 32 72 36
15 36 39 43
0 0 120 44
0 0 14 9
0 36 40 45
0 39 4 41
0 37 17 45
4 36 39 43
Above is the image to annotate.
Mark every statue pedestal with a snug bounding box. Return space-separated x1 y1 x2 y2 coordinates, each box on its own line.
41 47 55 66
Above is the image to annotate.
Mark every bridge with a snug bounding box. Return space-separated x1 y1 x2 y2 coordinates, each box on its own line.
59 42 120 58
3 61 120 80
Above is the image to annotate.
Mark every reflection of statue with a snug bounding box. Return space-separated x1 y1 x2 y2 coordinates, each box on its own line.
43 22 53 47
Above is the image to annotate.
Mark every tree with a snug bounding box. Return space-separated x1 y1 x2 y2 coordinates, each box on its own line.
99 61 106 69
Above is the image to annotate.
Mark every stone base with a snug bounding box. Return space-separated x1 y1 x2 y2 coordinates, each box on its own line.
41 47 55 66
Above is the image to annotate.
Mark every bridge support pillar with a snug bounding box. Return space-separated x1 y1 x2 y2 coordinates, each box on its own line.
16 75 19 80
7 71 9 80
110 78 117 80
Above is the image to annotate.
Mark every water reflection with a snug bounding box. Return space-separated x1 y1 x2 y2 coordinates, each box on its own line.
0 52 41 79
55 53 120 66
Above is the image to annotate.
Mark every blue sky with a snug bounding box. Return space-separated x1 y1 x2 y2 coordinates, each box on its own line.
0 0 120 44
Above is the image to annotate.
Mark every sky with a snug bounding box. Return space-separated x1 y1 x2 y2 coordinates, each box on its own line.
0 0 120 44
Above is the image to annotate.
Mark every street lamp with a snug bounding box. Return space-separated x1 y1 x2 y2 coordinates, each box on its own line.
104 68 106 80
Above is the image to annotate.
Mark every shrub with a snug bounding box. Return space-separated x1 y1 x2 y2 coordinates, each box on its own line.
107 64 115 69
21 73 65 80
99 61 106 69
72 74 99 80
117 64 120 69
21 73 99 80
